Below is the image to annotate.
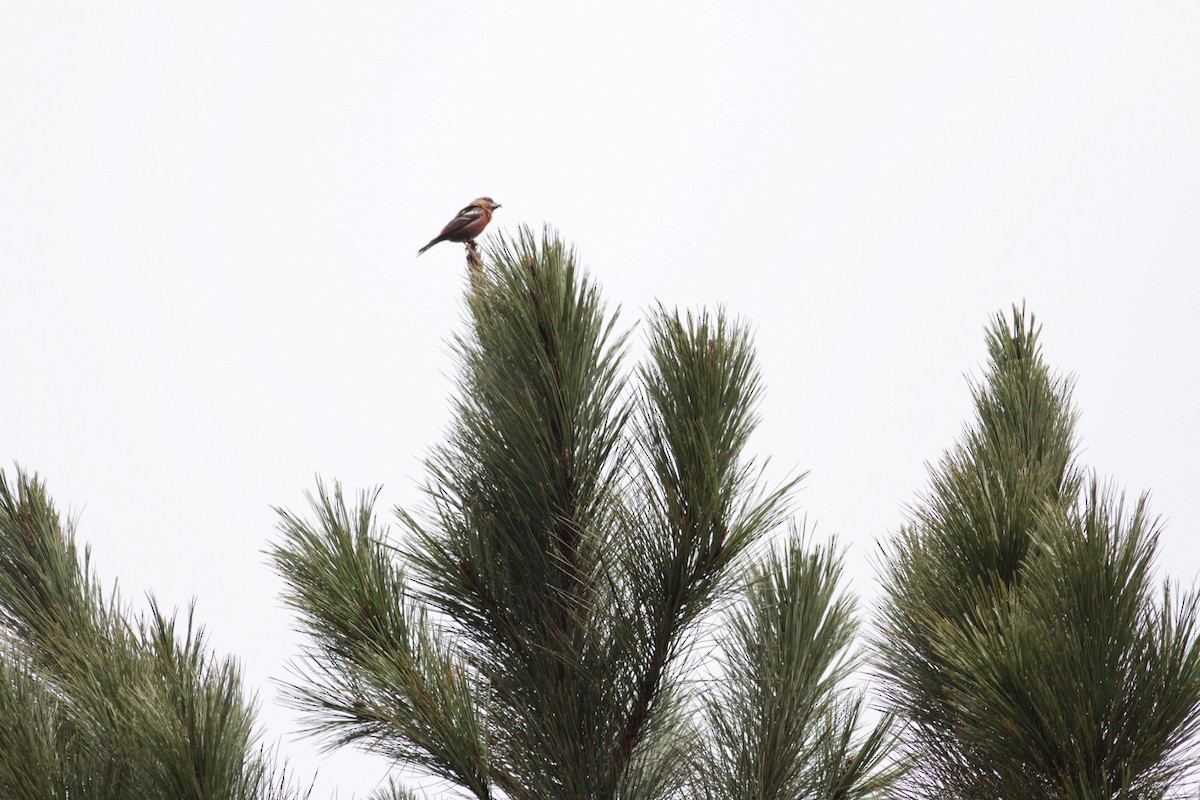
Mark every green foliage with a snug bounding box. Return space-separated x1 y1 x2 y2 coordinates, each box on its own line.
702 531 901 800
271 226 897 800
273 485 491 798
877 307 1200 799
0 468 307 800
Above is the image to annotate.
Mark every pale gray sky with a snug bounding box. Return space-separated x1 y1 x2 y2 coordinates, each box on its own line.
3 3 1199 797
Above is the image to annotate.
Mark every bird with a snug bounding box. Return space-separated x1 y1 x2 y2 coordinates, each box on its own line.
417 197 501 255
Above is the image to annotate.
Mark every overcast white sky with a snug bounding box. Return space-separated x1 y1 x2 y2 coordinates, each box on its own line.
3 3 1199 797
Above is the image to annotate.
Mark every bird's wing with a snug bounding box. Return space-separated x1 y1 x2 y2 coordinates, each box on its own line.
438 204 485 237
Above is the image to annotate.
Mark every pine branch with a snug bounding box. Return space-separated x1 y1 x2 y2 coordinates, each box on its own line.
616 308 799 776
877 305 1200 799
700 530 901 800
271 482 493 800
0 468 305 800
278 229 872 800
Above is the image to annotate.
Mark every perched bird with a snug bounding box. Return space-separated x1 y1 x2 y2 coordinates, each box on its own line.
417 197 501 255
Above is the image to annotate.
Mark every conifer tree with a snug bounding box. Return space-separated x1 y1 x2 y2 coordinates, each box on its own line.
877 308 1200 799
0 469 306 800
271 227 899 800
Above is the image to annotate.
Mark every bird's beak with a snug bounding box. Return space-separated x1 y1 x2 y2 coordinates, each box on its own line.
494 204 502 209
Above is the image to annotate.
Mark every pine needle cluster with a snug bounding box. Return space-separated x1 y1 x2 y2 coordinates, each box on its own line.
0 469 308 800
877 308 1200 799
270 226 899 800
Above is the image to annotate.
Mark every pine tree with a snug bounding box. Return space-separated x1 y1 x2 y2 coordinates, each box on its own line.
0 469 307 800
270 226 900 800
877 307 1200 799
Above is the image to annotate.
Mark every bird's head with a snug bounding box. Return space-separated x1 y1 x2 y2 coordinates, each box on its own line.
473 197 501 211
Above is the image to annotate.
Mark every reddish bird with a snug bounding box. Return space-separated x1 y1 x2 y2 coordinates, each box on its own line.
417 197 501 255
